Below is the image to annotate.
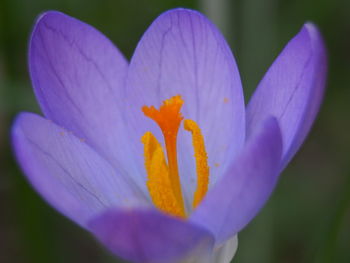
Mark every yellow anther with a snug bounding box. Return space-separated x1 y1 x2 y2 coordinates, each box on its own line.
141 132 185 218
184 119 210 208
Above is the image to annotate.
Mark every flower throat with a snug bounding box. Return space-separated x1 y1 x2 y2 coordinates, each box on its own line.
141 95 209 218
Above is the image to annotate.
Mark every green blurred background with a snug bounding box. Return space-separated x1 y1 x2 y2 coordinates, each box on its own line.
0 0 349 262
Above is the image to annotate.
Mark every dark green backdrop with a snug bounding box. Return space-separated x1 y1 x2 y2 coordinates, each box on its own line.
0 0 349 262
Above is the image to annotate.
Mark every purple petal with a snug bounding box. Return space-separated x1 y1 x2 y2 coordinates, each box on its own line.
29 11 145 187
88 209 215 263
190 117 282 244
12 113 148 227
247 23 327 169
124 8 245 205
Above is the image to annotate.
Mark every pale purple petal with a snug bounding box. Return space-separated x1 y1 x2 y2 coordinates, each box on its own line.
88 209 215 263
12 113 148 227
190 117 282 244
29 11 145 189
247 23 327 169
124 8 245 205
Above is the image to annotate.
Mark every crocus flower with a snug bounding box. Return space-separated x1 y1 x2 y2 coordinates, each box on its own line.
12 8 327 263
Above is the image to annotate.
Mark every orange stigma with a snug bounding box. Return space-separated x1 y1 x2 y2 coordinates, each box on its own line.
141 95 210 218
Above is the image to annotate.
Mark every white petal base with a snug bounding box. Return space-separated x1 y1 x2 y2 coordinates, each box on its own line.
179 235 238 263
212 235 238 263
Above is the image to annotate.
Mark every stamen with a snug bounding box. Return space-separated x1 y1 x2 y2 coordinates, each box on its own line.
184 119 210 208
141 132 185 218
141 95 210 217
142 95 186 216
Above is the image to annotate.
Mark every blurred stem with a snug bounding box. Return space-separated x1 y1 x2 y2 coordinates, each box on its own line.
198 0 231 38
317 173 350 263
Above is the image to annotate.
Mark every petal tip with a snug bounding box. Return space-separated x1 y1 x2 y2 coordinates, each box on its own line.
35 10 68 23
303 22 320 36
30 10 82 40
152 7 212 28
29 10 69 56
158 7 205 17
291 22 323 52
300 22 327 52
31 10 68 34
11 112 44 161
11 112 32 137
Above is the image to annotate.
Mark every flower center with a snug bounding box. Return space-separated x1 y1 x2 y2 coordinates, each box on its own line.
141 95 209 218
